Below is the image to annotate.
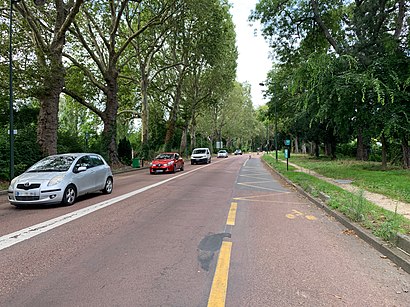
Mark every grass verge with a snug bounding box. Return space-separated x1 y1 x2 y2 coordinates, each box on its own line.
0 180 8 191
262 154 410 241
289 155 410 203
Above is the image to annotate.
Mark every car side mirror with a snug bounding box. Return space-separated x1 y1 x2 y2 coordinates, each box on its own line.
77 166 87 173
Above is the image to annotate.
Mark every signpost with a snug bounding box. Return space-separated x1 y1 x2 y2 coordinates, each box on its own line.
284 139 291 170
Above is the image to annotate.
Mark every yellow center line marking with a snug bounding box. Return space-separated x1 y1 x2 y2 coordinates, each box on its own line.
207 241 232 307
226 202 237 226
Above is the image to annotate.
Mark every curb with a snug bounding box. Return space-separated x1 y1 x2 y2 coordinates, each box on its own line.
262 159 410 274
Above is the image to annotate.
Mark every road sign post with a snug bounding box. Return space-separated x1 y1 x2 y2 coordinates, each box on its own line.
284 139 291 170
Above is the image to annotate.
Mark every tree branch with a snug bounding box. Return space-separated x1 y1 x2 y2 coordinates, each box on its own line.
310 0 341 54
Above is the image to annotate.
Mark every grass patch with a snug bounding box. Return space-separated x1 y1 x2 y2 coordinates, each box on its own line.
263 154 410 241
0 180 8 191
289 154 410 203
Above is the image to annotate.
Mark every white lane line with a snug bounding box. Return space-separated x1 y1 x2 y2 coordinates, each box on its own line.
0 165 210 251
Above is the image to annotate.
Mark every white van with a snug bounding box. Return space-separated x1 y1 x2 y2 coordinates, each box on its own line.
191 148 211 165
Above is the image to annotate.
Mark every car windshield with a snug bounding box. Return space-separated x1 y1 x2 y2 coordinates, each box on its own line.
219 150 227 153
193 149 206 154
27 155 76 172
156 153 173 159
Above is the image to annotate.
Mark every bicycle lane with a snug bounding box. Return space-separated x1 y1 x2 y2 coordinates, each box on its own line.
210 156 410 306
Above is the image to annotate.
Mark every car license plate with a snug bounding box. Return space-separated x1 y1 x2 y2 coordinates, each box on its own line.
16 191 38 197
156 169 164 173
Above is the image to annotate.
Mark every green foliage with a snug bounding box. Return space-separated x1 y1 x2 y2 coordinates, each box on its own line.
0 126 42 180
253 0 410 167
118 137 132 166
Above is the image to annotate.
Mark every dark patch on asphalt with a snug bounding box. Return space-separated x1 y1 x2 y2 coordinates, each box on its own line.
197 233 231 271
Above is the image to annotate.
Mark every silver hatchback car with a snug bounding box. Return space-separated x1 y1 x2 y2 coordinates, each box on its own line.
8 153 113 207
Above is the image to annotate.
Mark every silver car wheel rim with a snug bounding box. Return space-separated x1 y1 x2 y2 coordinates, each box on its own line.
106 179 113 192
66 188 75 204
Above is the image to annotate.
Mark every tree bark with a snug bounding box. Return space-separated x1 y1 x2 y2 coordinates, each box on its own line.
140 75 149 150
402 136 410 169
381 132 387 170
190 116 197 150
179 126 188 156
36 52 64 156
102 74 120 166
164 79 183 151
356 128 369 161
294 136 299 154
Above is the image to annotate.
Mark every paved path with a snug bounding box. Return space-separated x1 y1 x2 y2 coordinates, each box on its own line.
285 161 410 219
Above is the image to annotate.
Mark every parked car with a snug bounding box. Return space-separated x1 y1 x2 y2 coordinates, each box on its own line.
234 149 243 155
191 148 211 164
217 150 229 158
150 152 184 174
8 153 113 207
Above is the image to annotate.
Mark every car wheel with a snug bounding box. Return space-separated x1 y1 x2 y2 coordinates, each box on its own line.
191 161 195 165
172 165 176 173
62 185 76 206
180 164 184 171
102 177 113 194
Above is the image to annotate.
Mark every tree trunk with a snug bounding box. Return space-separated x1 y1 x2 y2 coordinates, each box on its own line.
314 141 320 158
140 74 149 151
402 136 410 169
164 77 183 151
324 143 331 156
36 48 65 156
190 119 196 150
102 75 120 166
301 142 307 154
356 128 369 161
37 83 61 156
294 136 299 154
179 126 188 157
381 133 387 170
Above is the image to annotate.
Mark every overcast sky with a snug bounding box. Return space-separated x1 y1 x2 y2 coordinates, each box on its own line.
229 0 272 107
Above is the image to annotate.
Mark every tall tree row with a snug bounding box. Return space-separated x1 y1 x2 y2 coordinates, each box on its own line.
252 0 410 167
1 0 240 172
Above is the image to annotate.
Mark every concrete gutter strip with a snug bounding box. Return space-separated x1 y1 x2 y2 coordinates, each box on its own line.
263 160 410 275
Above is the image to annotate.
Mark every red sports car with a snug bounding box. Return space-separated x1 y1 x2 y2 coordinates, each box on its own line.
149 153 184 174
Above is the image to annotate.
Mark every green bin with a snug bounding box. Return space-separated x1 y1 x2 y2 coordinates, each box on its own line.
132 158 140 168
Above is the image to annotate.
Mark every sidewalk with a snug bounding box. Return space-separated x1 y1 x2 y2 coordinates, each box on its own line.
285 161 410 219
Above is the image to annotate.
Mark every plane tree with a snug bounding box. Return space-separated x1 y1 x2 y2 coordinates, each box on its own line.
11 0 84 156
157 0 237 152
62 0 175 165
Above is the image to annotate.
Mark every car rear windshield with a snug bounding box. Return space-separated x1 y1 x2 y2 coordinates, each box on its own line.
193 149 206 154
28 155 76 172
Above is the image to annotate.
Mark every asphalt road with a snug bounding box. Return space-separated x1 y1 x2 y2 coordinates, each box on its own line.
0 155 409 306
